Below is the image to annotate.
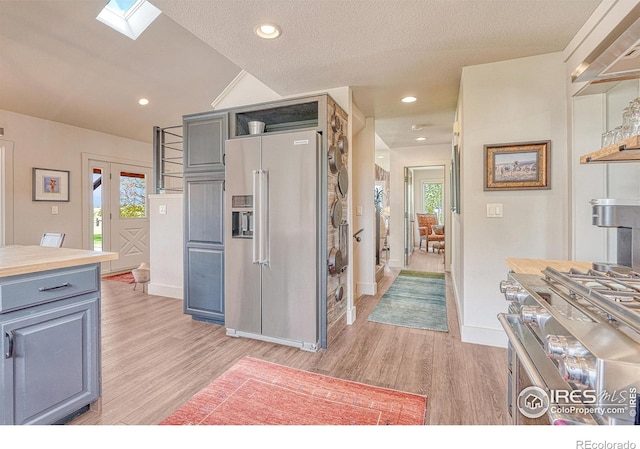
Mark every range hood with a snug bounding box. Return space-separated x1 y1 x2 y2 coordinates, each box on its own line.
572 4 640 85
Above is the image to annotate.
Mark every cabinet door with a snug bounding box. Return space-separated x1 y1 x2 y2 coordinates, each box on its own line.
1 295 99 425
184 173 225 324
184 247 224 323
185 175 224 245
184 112 228 173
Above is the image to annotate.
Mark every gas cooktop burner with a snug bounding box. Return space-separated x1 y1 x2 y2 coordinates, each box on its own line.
544 267 640 329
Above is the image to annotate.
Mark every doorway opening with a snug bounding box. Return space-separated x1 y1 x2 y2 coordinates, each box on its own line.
84 155 151 274
404 165 446 273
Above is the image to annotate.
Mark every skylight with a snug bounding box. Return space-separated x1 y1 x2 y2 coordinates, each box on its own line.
96 0 161 40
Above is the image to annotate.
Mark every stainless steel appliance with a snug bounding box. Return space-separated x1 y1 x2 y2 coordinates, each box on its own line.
591 198 640 271
224 130 321 351
498 266 640 425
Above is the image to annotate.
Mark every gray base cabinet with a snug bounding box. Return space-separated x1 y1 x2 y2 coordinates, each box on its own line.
184 246 224 323
0 264 100 425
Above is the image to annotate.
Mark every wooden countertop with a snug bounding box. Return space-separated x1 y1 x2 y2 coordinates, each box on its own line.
0 245 118 277
505 258 593 275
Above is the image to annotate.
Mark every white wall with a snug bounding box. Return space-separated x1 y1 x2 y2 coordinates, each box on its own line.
388 144 451 268
459 52 568 347
570 93 607 263
148 194 183 299
352 117 377 296
0 109 151 250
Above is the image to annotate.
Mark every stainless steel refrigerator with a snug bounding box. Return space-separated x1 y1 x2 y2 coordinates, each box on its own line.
224 130 321 351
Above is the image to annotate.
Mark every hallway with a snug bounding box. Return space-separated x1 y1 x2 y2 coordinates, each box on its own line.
405 246 446 273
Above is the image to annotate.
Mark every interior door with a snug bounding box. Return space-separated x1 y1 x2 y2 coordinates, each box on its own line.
404 167 413 266
109 163 151 272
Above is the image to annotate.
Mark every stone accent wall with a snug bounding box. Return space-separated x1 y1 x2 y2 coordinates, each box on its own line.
326 96 349 329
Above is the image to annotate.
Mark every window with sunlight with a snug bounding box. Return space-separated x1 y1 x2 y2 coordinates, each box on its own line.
96 0 161 40
423 182 443 224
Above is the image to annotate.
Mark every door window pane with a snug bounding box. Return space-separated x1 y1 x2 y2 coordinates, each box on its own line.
119 171 146 218
93 168 103 250
423 182 443 224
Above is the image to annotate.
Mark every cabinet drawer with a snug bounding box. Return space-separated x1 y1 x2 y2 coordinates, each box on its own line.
0 265 99 314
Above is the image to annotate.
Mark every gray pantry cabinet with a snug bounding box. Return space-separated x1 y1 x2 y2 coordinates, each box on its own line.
0 264 101 425
183 111 228 324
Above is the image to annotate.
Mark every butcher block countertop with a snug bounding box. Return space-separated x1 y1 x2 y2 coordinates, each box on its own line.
505 258 593 275
0 245 118 278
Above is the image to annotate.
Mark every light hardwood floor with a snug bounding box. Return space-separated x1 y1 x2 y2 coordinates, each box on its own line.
70 248 509 425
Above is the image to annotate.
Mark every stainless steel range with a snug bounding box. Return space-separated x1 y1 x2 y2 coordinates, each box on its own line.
498 266 640 425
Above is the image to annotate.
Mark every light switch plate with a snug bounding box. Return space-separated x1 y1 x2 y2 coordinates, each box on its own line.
487 203 503 218
51 206 59 215
159 204 167 215
356 206 363 216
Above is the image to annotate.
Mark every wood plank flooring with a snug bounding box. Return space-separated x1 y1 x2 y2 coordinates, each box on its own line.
70 248 509 425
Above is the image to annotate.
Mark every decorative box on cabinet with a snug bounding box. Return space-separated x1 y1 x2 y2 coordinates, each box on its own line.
0 264 101 425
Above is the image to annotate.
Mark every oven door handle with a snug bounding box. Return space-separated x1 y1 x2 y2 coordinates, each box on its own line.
498 313 549 392
498 313 599 425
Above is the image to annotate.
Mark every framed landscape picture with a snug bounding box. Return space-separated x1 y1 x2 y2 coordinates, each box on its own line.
32 168 70 201
484 140 550 191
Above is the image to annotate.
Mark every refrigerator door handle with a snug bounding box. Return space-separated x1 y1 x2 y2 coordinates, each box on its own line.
261 170 270 266
252 169 260 264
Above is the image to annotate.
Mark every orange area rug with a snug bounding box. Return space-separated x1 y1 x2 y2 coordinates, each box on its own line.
102 271 134 283
160 357 426 425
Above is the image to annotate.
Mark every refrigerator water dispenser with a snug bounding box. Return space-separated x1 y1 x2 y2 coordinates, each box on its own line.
231 195 253 239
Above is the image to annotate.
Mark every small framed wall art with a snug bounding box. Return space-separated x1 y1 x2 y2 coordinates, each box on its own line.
32 168 70 202
484 140 550 191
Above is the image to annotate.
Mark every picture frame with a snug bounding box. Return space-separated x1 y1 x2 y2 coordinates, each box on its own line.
32 168 70 202
484 140 550 191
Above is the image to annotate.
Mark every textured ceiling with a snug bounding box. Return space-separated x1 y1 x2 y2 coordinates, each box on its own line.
156 0 601 148
0 0 601 148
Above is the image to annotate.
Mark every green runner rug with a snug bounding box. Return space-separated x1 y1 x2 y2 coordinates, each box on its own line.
368 270 448 332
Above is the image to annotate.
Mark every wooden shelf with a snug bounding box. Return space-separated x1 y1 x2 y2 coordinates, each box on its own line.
580 135 640 163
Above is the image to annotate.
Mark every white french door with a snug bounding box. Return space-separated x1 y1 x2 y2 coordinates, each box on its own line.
89 159 151 273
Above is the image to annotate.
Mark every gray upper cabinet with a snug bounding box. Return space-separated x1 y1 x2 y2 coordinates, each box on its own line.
183 112 228 173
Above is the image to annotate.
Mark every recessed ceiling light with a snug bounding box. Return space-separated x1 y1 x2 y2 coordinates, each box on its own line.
255 24 281 39
402 96 417 103
377 156 384 159
138 98 149 106
416 137 426 141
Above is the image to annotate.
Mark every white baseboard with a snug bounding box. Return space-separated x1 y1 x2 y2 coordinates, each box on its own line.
387 258 403 268
460 325 507 348
356 282 377 296
449 270 506 348
148 283 183 299
346 305 356 325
